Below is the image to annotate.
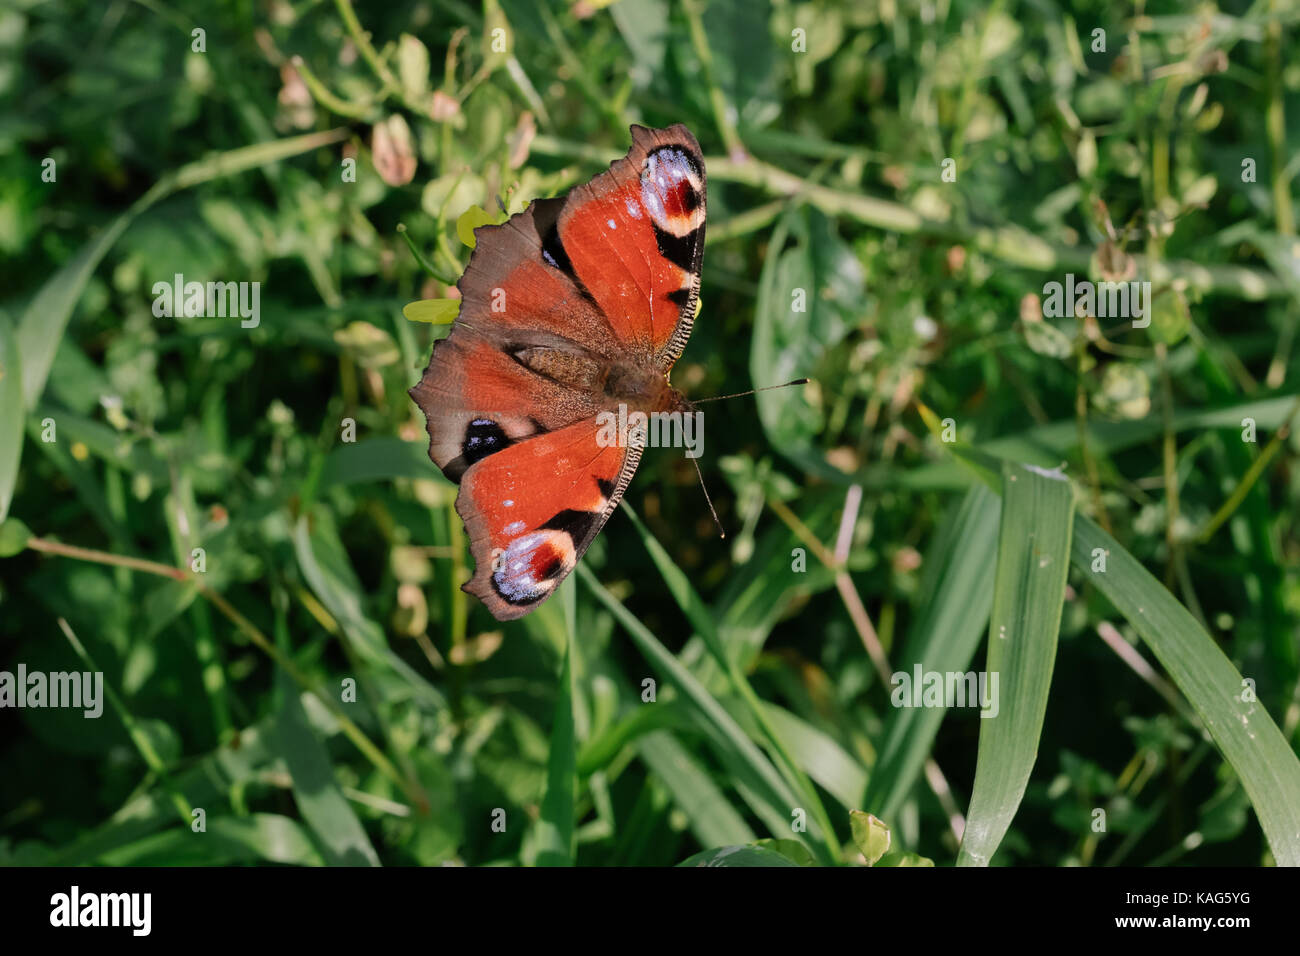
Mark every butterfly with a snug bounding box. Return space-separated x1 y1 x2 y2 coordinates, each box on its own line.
409 124 707 621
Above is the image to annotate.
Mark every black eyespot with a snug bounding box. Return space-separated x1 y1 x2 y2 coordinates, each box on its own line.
463 419 512 465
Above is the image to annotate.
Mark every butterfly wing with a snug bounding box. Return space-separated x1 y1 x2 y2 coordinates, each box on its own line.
409 124 705 620
456 418 638 620
552 123 706 368
408 202 616 482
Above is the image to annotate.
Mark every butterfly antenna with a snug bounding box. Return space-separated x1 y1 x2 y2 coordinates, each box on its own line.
693 378 811 404
684 379 810 537
690 455 726 539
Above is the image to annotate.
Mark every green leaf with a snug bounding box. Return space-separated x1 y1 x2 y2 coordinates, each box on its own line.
47 722 279 865
321 438 441 487
713 490 841 665
402 298 460 324
0 314 24 521
293 511 445 711
100 814 325 866
902 393 1300 491
0 517 31 557
1020 317 1074 358
456 205 498 248
17 213 135 411
617 501 843 857
699 0 778 121
609 0 669 87
1147 287 1190 346
759 703 867 810
16 128 348 411
422 171 484 223
958 462 1075 866
677 845 802 867
1249 231 1300 307
751 838 816 866
879 850 935 867
270 681 381 866
752 206 863 454
578 702 692 776
849 810 892 865
943 441 1300 864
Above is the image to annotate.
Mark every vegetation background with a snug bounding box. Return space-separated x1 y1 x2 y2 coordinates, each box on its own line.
3 0 1300 867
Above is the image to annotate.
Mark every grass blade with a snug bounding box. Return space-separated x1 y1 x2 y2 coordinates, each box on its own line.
575 562 833 862
865 484 1001 822
638 731 757 848
16 215 135 411
758 703 868 810
528 581 578 866
0 314 23 522
616 503 843 859
1073 516 1300 866
270 679 381 866
957 462 1075 866
940 437 1300 864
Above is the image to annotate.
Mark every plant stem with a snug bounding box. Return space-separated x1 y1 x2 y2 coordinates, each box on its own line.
1197 394 1300 542
291 55 379 119
681 0 746 160
333 0 400 93
1266 6 1295 237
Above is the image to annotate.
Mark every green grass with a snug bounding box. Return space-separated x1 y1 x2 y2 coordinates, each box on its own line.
3 0 1300 867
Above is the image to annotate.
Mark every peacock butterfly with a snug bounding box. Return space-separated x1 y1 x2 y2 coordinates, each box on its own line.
409 124 707 621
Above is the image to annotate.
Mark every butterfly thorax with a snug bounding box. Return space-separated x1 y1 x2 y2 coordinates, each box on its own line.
600 361 690 415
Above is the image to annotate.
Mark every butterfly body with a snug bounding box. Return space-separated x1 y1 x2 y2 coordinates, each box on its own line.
410 124 706 621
